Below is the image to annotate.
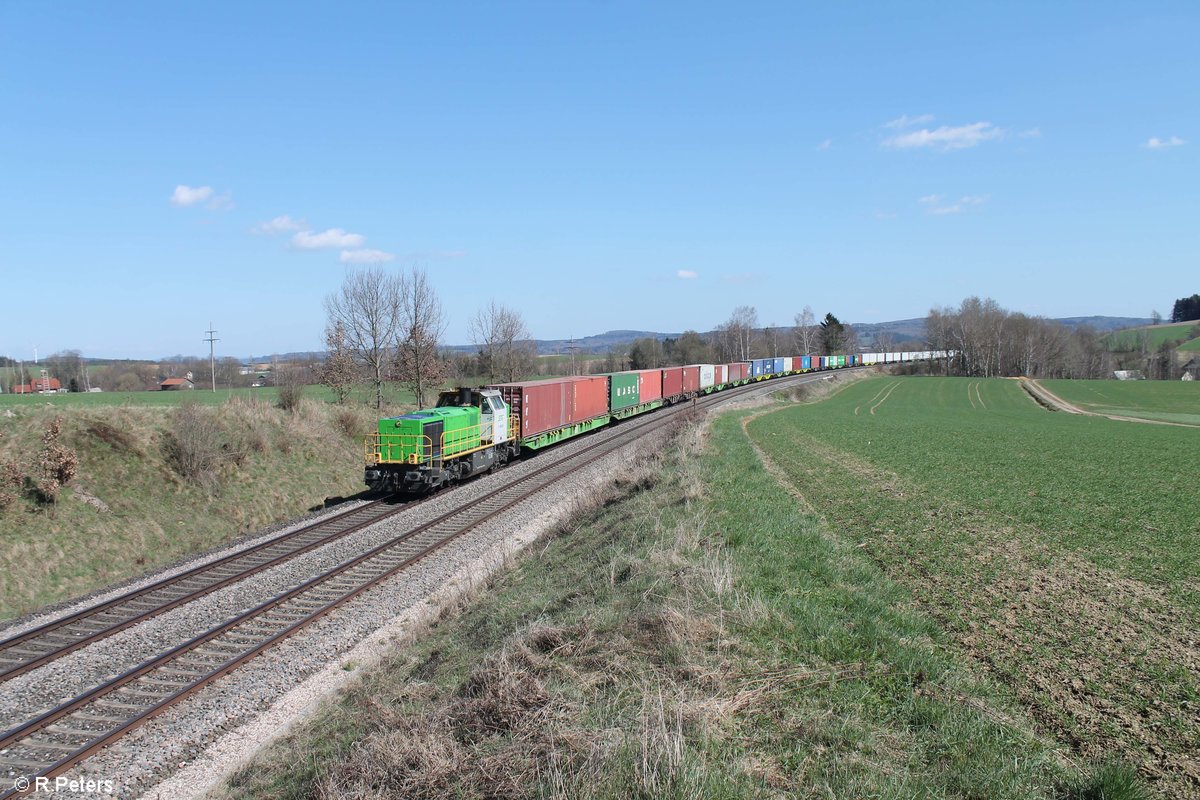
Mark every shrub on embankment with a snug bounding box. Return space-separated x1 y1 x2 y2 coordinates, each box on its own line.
0 397 378 619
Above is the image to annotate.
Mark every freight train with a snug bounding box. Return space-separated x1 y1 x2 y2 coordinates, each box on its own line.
363 350 946 493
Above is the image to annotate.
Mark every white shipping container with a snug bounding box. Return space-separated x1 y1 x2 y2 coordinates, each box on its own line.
697 364 716 388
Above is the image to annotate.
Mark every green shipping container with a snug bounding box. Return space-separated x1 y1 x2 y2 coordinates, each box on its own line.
604 372 640 412
378 406 480 463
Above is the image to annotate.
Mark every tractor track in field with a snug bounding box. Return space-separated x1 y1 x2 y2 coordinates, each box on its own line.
0 370 848 799
1021 378 1200 428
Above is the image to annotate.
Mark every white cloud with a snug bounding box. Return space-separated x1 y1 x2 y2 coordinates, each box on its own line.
1145 136 1186 149
254 215 305 234
885 121 1004 151
292 228 366 249
676 269 698 279
817 138 832 151
340 249 395 264
921 194 989 215
884 113 935 130
170 185 214 207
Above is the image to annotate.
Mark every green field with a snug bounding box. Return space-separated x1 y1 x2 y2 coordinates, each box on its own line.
1040 379 1200 425
747 376 1198 794
223 398 1131 800
1102 321 1199 351
1178 337 1200 353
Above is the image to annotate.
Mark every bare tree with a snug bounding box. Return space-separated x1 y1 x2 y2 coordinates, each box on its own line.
470 301 535 382
394 267 447 408
324 268 403 411
719 306 758 361
875 330 896 355
793 306 816 354
317 320 358 404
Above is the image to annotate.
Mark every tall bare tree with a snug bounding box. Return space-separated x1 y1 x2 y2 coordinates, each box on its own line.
324 268 403 410
470 301 535 382
793 306 816 354
394 267 447 408
717 305 757 361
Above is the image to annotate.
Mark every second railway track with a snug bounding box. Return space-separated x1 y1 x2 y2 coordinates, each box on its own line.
0 372 842 796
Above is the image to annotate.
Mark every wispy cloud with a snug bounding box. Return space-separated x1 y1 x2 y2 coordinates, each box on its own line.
920 194 989 215
206 191 234 211
340 248 395 264
170 185 214 207
676 269 698 279
816 138 832 151
1145 136 1186 149
254 215 305 234
292 228 366 249
884 113 934 130
885 121 1004 151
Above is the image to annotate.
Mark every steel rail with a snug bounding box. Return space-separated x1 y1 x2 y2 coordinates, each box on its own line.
0 497 418 682
0 370 842 797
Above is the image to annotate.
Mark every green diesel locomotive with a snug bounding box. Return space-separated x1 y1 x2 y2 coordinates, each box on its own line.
364 388 520 493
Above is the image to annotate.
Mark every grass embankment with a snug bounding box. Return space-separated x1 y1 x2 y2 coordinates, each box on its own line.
0 398 380 620
1102 321 1199 351
0 384 418 409
1039 379 1200 425
221 399 1128 799
748 376 1196 796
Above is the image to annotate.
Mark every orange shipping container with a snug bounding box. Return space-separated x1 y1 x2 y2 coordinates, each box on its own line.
489 376 610 439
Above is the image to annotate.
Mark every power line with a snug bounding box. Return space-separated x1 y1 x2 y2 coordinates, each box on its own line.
204 323 220 392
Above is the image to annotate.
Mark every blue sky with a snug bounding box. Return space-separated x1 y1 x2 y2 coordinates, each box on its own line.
1 2 1196 359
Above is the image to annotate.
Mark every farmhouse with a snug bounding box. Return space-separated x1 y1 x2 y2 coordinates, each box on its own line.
159 377 194 391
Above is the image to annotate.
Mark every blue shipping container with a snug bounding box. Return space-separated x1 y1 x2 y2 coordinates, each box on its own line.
772 357 785 374
801 355 812 370
750 358 771 377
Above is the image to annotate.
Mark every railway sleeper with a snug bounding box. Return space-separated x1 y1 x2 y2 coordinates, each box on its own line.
22 738 81 754
91 698 151 714
0 755 54 771
68 711 128 725
2 645 53 659
45 723 108 740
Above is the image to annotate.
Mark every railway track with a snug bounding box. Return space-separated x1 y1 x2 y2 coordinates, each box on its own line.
0 497 414 682
0 371 839 796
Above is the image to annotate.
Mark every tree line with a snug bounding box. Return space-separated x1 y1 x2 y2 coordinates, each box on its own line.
926 296 1195 380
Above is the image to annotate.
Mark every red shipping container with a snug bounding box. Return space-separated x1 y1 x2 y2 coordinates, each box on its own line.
726 362 748 381
681 366 699 393
661 367 683 398
489 376 609 438
714 364 728 384
632 368 662 403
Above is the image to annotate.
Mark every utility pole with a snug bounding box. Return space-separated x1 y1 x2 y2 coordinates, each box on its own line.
204 323 219 392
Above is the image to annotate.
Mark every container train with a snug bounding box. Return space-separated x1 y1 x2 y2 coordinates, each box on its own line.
363 350 947 493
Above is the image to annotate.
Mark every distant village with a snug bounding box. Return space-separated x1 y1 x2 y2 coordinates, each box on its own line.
0 355 293 395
